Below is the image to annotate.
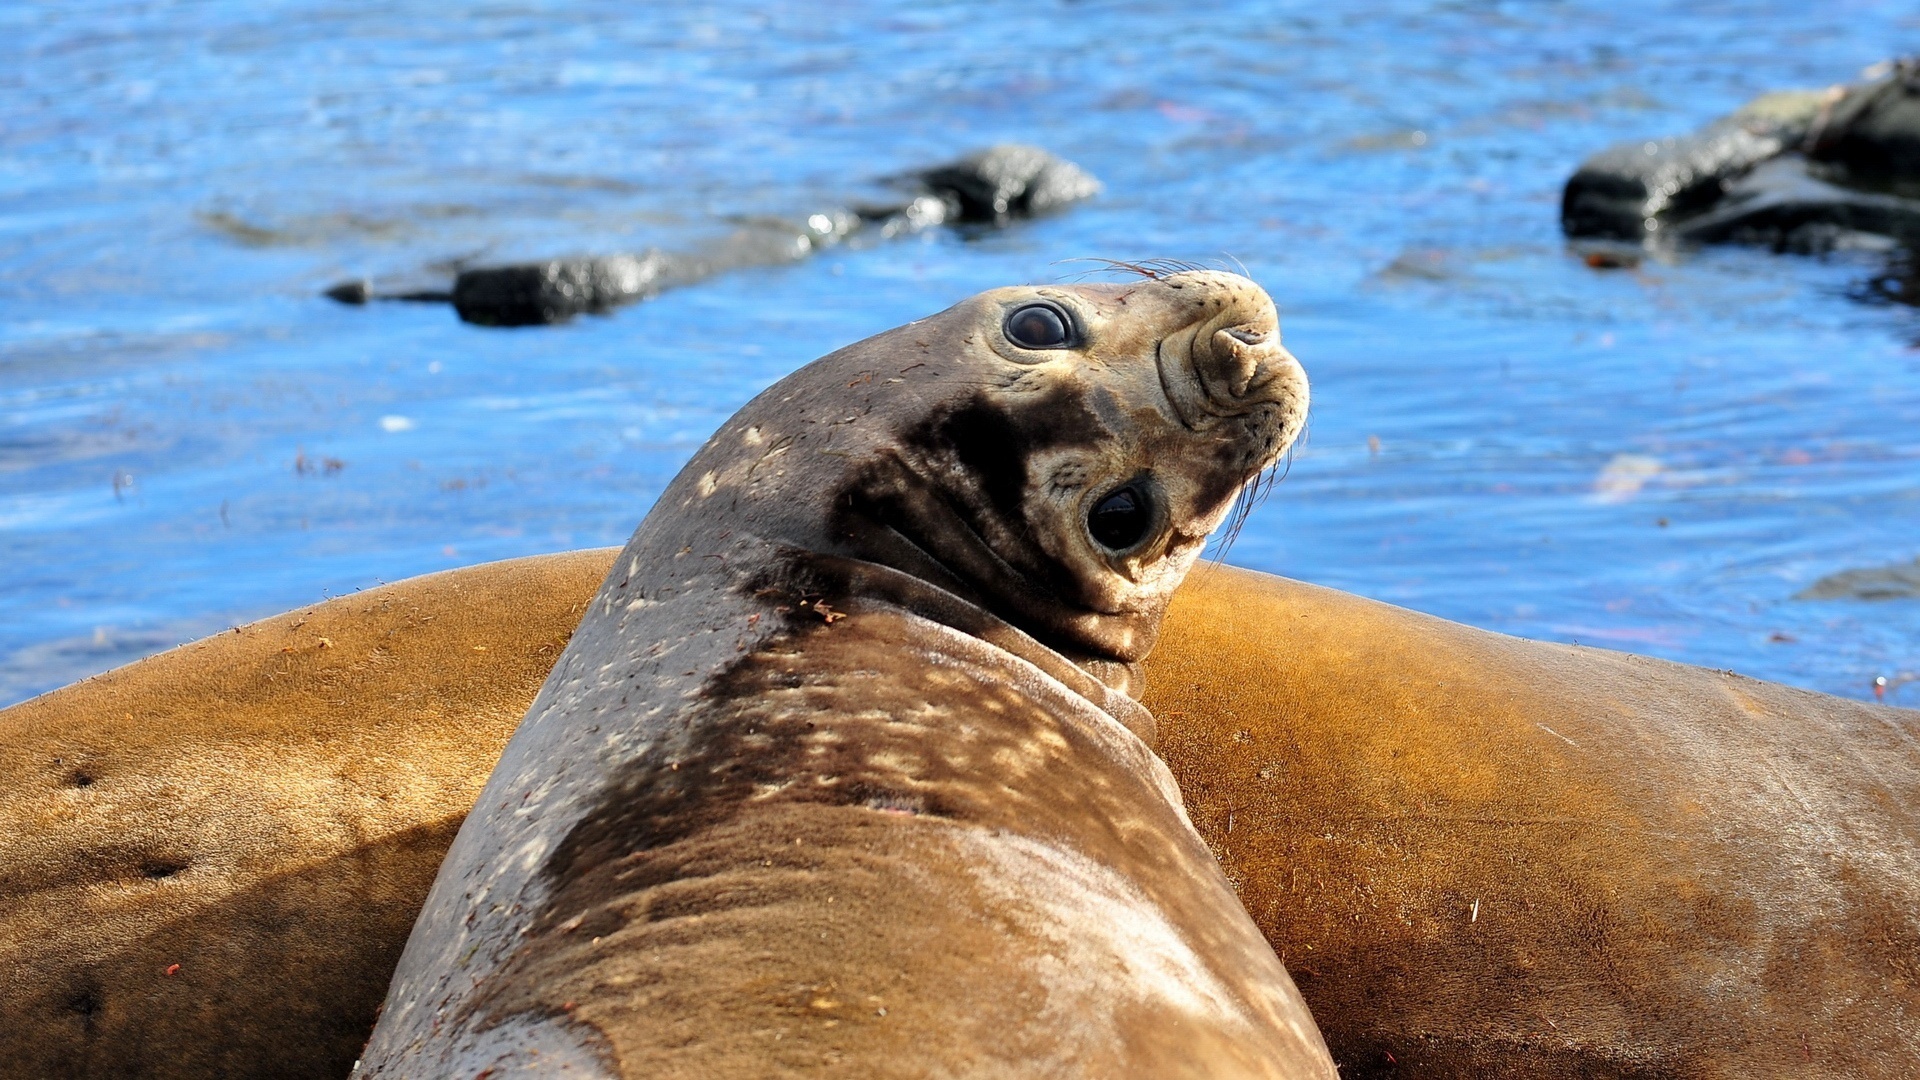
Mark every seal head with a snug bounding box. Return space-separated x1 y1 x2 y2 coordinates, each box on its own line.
828 270 1306 689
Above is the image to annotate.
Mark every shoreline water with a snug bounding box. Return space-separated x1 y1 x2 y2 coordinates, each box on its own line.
4 0 1918 706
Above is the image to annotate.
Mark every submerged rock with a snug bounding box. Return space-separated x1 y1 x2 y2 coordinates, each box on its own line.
1669 155 1920 252
1563 61 1920 255
1796 557 1920 602
450 252 665 327
326 144 1099 327
324 279 371 305
1807 58 1920 185
910 143 1102 224
1562 90 1828 242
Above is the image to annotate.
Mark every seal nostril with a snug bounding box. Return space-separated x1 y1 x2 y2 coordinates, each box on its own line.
1205 327 1278 400
1088 485 1152 551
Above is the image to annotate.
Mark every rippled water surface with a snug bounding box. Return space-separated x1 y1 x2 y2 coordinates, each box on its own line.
6 0 1920 705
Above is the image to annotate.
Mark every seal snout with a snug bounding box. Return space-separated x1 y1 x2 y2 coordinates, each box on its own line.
1156 276 1305 438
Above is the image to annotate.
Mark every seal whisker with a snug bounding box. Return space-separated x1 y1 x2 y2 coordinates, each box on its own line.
1053 257 1170 281
1213 443 1296 562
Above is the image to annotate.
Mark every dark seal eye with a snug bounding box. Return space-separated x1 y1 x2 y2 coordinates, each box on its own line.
1088 485 1152 551
1004 303 1073 349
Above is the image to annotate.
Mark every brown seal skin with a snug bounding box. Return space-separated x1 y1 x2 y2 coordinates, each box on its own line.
7 553 1920 1079
1145 565 1920 1080
353 270 1331 1078
0 550 607 1080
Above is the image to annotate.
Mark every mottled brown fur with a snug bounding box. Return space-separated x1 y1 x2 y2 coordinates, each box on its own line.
464 606 1314 1077
1146 566 1920 1079
0 550 607 1079
7 556 1919 1077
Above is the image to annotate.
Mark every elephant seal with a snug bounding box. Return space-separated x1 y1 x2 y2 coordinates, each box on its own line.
1144 566 1920 1079
9 552 1920 1078
0 549 609 1080
353 270 1332 1077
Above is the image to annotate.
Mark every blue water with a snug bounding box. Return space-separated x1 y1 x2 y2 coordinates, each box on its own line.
5 0 1919 706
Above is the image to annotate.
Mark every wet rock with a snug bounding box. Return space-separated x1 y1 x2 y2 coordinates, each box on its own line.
324 277 453 307
326 144 1099 327
1561 90 1828 241
908 143 1102 224
1563 60 1920 261
1807 59 1920 184
851 194 952 239
1795 557 1920 601
324 279 370 305
450 253 666 328
1668 155 1918 252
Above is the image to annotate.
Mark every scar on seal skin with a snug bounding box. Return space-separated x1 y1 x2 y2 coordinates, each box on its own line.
353 269 1332 1078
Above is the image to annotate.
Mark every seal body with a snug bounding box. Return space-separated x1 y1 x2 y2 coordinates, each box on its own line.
11 553 1920 1078
0 551 605 1080
1145 566 1920 1079
354 271 1332 1077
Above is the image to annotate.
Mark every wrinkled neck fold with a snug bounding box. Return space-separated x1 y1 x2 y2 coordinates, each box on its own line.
767 548 1156 745
826 451 1164 665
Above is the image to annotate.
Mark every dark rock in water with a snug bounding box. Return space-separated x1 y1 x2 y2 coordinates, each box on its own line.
1669 155 1920 252
450 253 665 328
1795 558 1920 601
324 279 371 305
328 277 453 306
1807 59 1920 185
1562 91 1827 242
1563 58 1920 293
851 194 951 238
325 144 1099 327
909 143 1102 224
